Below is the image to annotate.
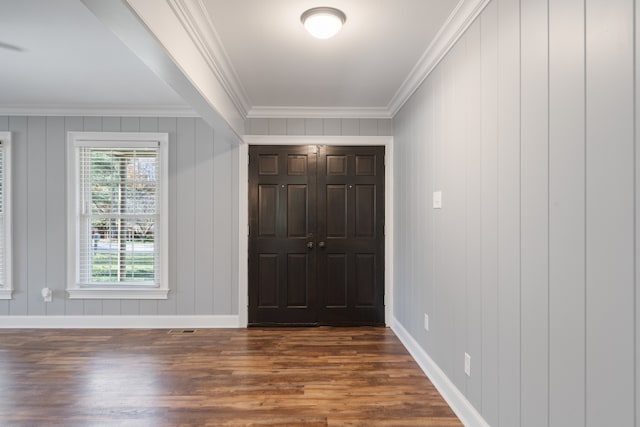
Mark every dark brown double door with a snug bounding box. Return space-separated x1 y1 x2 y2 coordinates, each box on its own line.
249 145 385 326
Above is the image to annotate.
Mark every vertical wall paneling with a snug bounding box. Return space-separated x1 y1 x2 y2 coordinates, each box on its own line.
479 2 500 422
377 119 393 136
63 117 85 316
101 117 121 133
424 74 436 355
176 118 197 314
359 119 378 136
449 37 468 392
230 137 239 314
341 119 359 136
585 0 635 424
414 78 429 348
194 119 215 315
393 104 406 327
82 117 104 316
520 0 550 425
437 53 455 377
304 118 322 135
249 118 268 135
394 101 410 324
158 117 178 316
268 118 286 135
497 0 522 424
286 118 305 135
548 0 586 424
410 87 421 336
465 20 483 410
403 93 414 334
45 117 66 316
323 118 341 135
26 117 47 316
0 115 237 318
11 116 29 316
213 130 233 314
636 0 640 423
139 117 160 316
0 117 7 315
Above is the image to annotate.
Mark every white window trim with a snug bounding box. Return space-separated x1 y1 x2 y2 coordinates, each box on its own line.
66 132 169 299
0 132 12 300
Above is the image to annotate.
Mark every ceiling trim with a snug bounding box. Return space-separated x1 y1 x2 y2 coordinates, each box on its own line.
247 106 392 119
0 105 198 118
169 0 251 117
138 0 490 121
84 0 244 141
386 0 491 116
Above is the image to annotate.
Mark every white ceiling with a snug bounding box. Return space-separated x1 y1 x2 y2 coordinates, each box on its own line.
0 0 462 118
0 0 190 113
203 0 458 110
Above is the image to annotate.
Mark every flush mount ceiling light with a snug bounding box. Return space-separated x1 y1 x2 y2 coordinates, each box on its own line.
301 7 346 39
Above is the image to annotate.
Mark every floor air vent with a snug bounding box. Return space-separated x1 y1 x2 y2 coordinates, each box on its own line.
168 329 197 334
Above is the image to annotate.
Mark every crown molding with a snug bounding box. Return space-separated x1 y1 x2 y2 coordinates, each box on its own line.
174 0 488 121
247 106 392 119
387 0 491 116
168 0 251 118
0 104 198 117
108 0 488 123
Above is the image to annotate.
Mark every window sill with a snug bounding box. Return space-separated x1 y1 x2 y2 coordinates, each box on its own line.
66 288 169 300
0 288 12 300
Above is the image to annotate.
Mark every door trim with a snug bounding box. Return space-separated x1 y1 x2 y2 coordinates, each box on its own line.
238 135 394 327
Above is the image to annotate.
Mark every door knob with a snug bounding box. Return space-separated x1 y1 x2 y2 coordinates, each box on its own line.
307 241 314 249
318 241 325 248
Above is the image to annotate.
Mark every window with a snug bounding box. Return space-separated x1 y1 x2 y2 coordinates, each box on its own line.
67 132 168 299
0 132 11 300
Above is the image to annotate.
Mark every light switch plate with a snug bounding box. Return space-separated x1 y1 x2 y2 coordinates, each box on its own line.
424 313 429 331
433 191 442 209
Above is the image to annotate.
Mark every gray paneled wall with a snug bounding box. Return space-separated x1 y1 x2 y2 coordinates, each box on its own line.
0 116 238 316
393 0 637 425
245 118 392 136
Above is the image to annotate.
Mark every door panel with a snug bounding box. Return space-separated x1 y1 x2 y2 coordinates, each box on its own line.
287 185 308 237
326 254 348 307
258 185 278 236
258 254 278 307
326 185 348 238
287 254 309 307
249 146 317 324
249 145 384 325
317 146 385 324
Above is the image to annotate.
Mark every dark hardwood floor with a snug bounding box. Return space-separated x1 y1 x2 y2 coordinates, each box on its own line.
0 327 461 426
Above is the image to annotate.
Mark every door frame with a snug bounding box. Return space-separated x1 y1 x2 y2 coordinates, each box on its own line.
238 135 394 327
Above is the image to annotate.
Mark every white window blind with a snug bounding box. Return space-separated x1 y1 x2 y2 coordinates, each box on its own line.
78 146 160 286
67 132 168 300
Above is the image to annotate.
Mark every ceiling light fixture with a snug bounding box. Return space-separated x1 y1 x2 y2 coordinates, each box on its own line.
301 7 346 39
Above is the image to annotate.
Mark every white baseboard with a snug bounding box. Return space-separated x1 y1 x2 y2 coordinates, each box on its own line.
0 315 240 329
391 316 490 427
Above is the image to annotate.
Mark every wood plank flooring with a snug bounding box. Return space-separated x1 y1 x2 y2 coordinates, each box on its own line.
0 327 461 426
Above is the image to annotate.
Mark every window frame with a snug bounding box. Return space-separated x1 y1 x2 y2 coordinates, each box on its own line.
66 132 169 299
0 132 12 300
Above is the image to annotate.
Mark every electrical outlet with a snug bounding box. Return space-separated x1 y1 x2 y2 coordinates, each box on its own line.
424 313 429 331
464 353 471 376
